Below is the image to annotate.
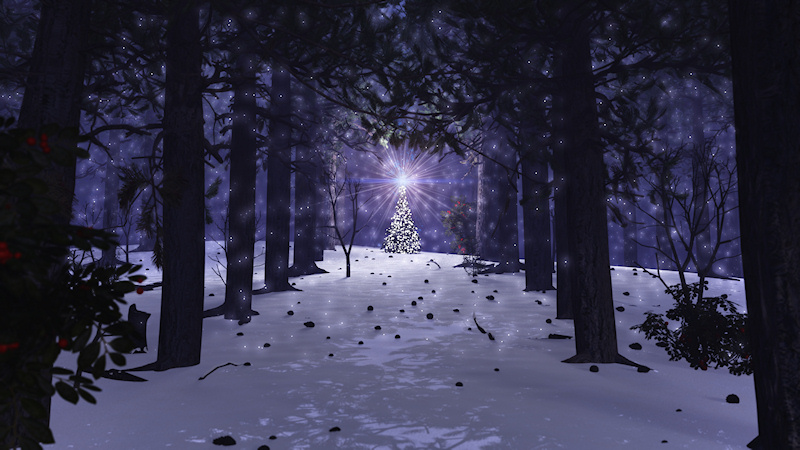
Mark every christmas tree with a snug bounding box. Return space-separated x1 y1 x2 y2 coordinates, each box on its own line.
383 185 421 253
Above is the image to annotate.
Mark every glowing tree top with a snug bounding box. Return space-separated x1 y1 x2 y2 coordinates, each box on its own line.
383 185 421 253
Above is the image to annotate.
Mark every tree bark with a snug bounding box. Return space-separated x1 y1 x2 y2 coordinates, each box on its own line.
153 1 205 370
729 1 800 448
520 127 554 291
261 66 297 293
554 6 627 365
17 0 89 225
315 178 334 259
476 125 520 273
551 38 574 320
215 28 259 323
289 85 325 276
316 151 338 258
553 174 573 319
99 137 121 268
6 0 90 445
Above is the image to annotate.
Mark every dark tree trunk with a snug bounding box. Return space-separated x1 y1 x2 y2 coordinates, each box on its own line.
99 138 121 267
729 1 800 448
551 51 574 320
212 29 259 323
554 7 630 365
261 66 297 293
520 128 554 291
314 177 333 260
152 1 205 370
5 0 90 445
17 0 89 225
316 153 337 257
622 199 638 267
553 180 573 319
289 86 325 276
476 126 520 273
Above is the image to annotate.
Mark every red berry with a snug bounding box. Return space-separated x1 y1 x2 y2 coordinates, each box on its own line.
42 144 51 154
136 287 144 295
26 137 36 146
0 344 7 353
13 252 20 259
8 342 19 350
57 338 68 349
40 133 48 142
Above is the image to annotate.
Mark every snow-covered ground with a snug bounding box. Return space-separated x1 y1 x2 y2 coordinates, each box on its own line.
48 243 757 449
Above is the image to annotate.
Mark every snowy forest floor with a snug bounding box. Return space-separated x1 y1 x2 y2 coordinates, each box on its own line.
48 243 757 449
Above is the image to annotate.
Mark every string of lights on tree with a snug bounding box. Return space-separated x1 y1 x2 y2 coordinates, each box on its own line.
382 185 421 253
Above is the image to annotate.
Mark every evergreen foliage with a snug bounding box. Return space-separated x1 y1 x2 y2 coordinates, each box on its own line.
0 119 143 448
631 281 751 375
382 186 420 254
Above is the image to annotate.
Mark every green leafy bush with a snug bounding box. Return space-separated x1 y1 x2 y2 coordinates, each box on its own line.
631 281 751 375
0 118 145 449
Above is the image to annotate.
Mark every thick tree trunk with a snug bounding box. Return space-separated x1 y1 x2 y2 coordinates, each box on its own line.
520 129 553 291
551 45 573 320
5 0 90 446
553 176 573 319
476 126 520 273
215 31 259 323
289 86 325 276
17 0 89 225
553 7 628 365
291 147 325 275
729 1 800 448
261 66 297 293
153 1 205 370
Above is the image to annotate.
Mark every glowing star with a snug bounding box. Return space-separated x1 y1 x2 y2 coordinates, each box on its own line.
349 145 466 247
395 173 409 187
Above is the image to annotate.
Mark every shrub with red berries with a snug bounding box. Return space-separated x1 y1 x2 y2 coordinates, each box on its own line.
440 197 477 256
631 281 751 375
0 118 145 447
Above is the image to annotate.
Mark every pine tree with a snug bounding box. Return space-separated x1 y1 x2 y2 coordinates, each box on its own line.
383 185 421 253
